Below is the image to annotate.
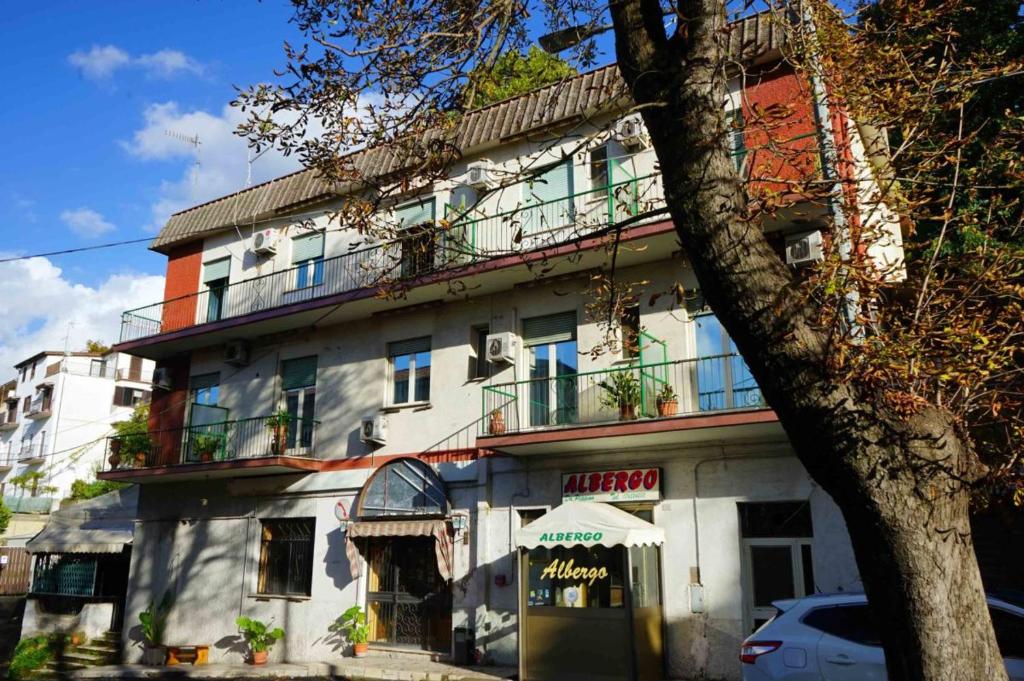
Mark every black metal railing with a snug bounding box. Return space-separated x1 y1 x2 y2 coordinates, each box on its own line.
102 415 320 472
480 354 767 436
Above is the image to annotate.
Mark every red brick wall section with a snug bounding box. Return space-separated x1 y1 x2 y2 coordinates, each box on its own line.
741 64 820 201
161 241 203 332
148 355 192 465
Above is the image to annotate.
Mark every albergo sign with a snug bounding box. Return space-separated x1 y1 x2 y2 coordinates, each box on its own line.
561 467 661 503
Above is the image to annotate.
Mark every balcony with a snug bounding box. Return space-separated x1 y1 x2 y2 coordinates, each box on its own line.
0 453 15 471
0 414 17 431
116 173 671 354
477 354 779 455
18 444 45 464
26 396 52 420
98 415 322 483
116 367 154 383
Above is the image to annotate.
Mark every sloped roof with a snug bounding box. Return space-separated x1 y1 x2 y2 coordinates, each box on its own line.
151 12 785 253
26 486 139 554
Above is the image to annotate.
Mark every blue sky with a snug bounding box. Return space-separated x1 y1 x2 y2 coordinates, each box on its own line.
0 0 312 369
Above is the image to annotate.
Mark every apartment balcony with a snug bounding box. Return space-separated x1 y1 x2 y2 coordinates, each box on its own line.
0 414 17 432
476 354 780 455
0 453 15 472
26 397 52 420
97 415 322 483
116 367 153 383
18 444 45 465
114 173 679 358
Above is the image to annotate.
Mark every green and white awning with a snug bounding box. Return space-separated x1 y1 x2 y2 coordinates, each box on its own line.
516 501 664 549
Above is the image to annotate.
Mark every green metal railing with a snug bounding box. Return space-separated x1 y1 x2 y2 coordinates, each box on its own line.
480 353 766 436
32 555 97 597
102 414 320 471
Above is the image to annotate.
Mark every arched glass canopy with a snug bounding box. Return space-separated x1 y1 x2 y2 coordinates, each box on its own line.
356 457 449 518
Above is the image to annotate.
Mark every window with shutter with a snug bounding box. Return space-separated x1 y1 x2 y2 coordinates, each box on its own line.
281 357 317 451
388 337 431 404
394 198 437 278
522 312 578 426
522 161 574 234
292 232 325 289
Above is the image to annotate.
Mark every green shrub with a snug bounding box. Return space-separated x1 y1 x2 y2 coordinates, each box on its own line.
7 635 55 680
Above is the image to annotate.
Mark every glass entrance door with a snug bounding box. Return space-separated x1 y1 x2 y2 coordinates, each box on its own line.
366 537 452 652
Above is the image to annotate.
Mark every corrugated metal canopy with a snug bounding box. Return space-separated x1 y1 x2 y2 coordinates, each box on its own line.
26 487 138 554
151 12 785 254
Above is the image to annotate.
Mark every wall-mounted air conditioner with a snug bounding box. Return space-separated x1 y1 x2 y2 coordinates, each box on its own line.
360 414 388 445
465 159 498 190
252 228 280 256
785 230 824 266
152 367 172 391
224 340 250 367
486 332 517 364
613 116 648 150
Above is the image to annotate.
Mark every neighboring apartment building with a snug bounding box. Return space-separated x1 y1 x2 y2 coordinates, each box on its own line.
100 17 902 680
0 351 153 508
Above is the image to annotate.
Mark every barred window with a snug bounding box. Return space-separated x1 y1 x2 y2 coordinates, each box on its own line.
258 518 315 596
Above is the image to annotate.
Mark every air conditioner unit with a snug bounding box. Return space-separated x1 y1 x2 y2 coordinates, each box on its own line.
465 159 498 190
785 230 824 266
613 116 648 150
486 332 517 364
224 340 250 367
152 367 172 391
251 228 280 256
360 414 388 445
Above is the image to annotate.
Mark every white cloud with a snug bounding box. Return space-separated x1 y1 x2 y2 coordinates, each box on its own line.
60 207 116 238
123 101 311 231
0 256 165 372
68 45 131 80
68 44 204 81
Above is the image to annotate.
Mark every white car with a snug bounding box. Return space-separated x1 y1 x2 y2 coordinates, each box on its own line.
740 592 1024 680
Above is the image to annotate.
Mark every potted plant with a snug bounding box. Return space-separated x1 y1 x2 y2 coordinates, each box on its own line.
193 433 221 463
331 606 370 657
598 371 642 420
107 438 122 469
265 410 291 455
655 383 679 417
488 409 506 435
139 592 173 666
236 616 284 665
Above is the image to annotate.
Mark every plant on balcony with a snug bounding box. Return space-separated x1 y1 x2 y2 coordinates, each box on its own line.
488 409 506 435
330 606 370 657
139 591 173 666
598 371 641 421
236 616 284 665
655 383 679 417
113 405 151 469
265 410 292 455
192 433 222 463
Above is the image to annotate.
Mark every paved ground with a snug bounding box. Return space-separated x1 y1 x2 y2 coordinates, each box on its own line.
72 659 516 681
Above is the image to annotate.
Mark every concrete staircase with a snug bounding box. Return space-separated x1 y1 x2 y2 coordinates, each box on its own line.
41 631 121 677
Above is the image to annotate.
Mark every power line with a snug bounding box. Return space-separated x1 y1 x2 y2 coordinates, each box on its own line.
0 237 155 264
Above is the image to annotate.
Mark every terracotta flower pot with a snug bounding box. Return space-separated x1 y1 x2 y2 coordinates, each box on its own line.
488 411 506 435
252 650 268 665
200 451 213 463
108 440 122 468
656 399 678 417
619 403 637 421
353 642 369 658
134 452 147 468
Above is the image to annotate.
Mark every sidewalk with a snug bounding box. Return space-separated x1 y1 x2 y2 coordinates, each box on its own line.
72 658 517 681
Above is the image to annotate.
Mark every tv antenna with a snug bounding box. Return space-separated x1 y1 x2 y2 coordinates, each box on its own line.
165 130 202 199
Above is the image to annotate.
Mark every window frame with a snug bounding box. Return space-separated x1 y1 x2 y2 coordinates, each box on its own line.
256 517 316 597
387 337 432 405
292 233 326 290
471 324 491 380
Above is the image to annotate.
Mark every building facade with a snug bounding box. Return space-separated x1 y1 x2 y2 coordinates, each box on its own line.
0 351 153 508
102 18 899 680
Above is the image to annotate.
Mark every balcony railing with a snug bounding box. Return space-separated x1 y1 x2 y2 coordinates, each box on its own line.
17 444 46 463
102 414 320 472
119 173 666 343
116 367 154 383
480 354 767 436
26 396 52 419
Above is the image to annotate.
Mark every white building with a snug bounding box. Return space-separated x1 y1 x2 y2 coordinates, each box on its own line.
0 350 154 507
100 16 900 680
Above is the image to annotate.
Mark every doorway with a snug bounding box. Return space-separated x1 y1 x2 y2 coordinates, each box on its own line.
365 536 452 652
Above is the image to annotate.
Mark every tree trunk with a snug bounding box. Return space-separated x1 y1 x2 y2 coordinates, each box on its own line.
607 0 1006 678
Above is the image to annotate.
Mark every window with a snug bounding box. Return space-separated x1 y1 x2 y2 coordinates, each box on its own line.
991 607 1024 658
257 518 315 596
292 232 325 289
113 387 151 408
728 110 746 172
359 458 448 517
590 145 610 197
527 545 626 608
5 402 16 424
202 258 230 322
394 198 437 278
23 396 30 414
803 605 881 647
471 325 491 379
694 312 762 410
189 373 220 406
90 359 107 378
740 501 814 632
523 160 574 234
523 311 578 426
621 303 641 359
30 362 36 380
281 356 317 451
388 337 431 404
19 367 26 383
